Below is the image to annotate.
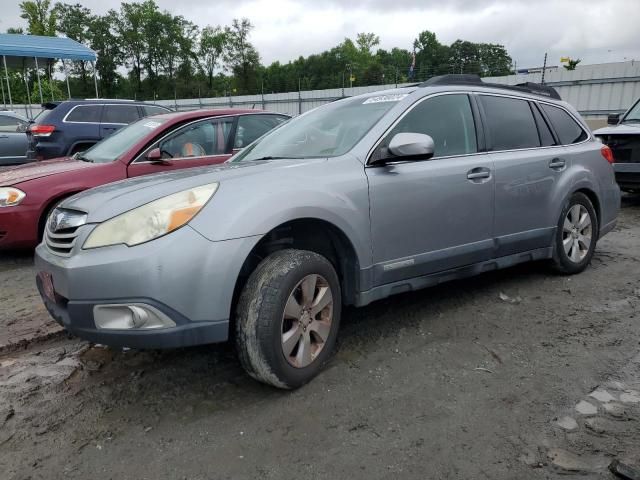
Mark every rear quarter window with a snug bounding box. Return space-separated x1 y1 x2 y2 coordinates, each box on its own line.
540 104 588 145
143 105 170 116
65 105 103 123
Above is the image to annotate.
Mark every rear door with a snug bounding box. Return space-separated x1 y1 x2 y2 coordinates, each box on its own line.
100 104 142 139
127 117 234 178
482 94 568 256
0 115 28 164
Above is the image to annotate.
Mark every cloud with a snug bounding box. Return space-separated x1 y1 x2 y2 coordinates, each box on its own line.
1 0 638 68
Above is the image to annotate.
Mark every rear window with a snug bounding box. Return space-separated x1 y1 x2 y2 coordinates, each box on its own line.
102 105 140 124
540 104 588 145
143 105 169 116
480 95 540 150
65 105 103 123
33 107 55 124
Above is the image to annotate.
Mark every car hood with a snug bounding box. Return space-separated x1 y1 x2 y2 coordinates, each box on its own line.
0 157 94 186
62 159 326 222
594 123 640 136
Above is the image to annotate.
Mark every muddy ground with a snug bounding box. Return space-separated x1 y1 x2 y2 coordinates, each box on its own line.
1 196 640 480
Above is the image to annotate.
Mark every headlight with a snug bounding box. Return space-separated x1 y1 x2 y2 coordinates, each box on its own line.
0 187 26 207
83 183 218 249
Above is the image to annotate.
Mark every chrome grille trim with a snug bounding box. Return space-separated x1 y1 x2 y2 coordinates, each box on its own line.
44 208 87 257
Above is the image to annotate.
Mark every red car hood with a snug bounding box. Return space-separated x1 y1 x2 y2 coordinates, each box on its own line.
0 157 95 186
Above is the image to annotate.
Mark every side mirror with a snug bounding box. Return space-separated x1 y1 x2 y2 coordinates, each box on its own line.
146 147 171 164
607 113 620 125
371 133 435 165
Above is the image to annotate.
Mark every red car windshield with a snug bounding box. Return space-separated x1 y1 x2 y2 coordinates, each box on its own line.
81 117 168 164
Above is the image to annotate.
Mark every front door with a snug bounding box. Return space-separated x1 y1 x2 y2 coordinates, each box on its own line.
366 93 494 286
0 116 28 164
127 117 234 178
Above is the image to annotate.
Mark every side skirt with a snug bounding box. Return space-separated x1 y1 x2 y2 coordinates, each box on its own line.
354 247 553 307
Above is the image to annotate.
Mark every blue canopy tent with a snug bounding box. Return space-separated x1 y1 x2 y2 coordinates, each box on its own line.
0 34 98 111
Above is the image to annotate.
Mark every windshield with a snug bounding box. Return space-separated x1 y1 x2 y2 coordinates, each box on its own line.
81 118 167 163
231 93 407 161
623 99 640 123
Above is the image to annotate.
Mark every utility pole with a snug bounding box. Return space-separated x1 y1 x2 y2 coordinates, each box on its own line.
298 77 302 115
541 52 548 85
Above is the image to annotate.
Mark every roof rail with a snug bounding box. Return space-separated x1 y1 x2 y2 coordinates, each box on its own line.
419 74 561 100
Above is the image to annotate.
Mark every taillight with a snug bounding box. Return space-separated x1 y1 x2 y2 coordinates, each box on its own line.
600 145 614 164
29 124 55 137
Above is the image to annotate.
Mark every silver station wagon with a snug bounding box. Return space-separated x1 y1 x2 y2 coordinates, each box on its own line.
35 75 620 388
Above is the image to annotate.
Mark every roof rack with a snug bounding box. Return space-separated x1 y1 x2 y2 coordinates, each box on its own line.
419 74 561 100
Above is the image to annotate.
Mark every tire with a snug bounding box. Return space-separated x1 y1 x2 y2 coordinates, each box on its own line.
551 192 598 274
235 249 341 389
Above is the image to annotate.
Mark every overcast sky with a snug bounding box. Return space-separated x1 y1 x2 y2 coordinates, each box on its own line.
1 0 638 69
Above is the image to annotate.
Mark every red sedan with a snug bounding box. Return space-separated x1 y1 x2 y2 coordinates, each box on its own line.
0 109 288 249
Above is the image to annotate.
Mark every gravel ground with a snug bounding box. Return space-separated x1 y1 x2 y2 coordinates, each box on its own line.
0 195 639 479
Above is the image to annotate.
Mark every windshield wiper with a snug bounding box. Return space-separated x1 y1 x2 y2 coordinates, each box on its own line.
249 156 300 161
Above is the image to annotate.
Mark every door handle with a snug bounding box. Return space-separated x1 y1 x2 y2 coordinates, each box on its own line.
467 167 491 181
549 158 566 170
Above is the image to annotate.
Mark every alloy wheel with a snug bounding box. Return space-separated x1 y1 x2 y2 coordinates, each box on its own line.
281 274 334 368
562 204 592 263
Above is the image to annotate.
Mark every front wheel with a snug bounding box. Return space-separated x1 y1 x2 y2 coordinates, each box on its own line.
552 192 598 274
235 249 341 389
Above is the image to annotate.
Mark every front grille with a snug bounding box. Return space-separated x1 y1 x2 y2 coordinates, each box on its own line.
45 225 80 256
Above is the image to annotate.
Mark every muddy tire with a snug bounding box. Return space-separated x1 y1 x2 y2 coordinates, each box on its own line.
552 192 598 274
235 249 341 389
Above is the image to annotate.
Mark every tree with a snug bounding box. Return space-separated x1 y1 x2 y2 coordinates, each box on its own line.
199 26 227 90
224 18 260 94
356 33 380 55
88 12 122 96
54 3 93 94
563 58 581 71
477 43 512 76
19 0 56 36
6 27 25 34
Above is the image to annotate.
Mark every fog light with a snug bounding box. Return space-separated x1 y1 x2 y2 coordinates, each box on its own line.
94 304 177 330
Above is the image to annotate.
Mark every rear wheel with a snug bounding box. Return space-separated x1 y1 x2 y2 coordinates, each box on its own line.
235 249 341 389
552 192 598 274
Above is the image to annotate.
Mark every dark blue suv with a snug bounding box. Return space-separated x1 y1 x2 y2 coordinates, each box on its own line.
27 100 171 160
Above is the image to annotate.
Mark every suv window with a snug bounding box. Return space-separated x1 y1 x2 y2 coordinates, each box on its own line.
159 121 217 159
234 115 287 149
143 105 169 117
480 95 540 150
531 103 556 147
0 115 24 132
375 94 477 160
102 105 140 124
65 105 103 123
540 104 588 145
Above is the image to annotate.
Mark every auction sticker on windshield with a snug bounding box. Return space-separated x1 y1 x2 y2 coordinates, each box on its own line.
363 94 408 104
143 121 162 129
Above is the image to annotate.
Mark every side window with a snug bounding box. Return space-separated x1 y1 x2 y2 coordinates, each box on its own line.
158 121 216 159
480 95 540 150
0 116 21 132
65 105 103 123
102 105 140 124
540 104 588 145
234 115 286 149
374 94 477 160
531 103 556 147
143 105 169 117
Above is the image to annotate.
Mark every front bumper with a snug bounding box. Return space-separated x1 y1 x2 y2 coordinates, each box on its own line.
35 225 262 349
0 204 41 249
614 163 640 189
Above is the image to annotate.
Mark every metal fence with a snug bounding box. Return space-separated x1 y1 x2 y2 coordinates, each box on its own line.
9 60 640 129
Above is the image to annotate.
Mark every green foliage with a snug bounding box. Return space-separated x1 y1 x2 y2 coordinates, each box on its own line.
563 58 581 71
10 0 515 102
20 0 57 36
